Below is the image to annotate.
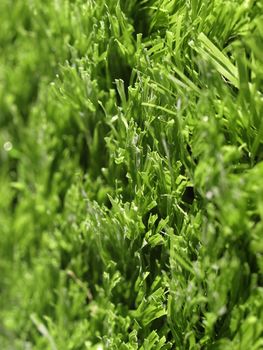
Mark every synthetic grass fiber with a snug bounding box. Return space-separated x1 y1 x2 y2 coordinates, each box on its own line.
0 0 263 349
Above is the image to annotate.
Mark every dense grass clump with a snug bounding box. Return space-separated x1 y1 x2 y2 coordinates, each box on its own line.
0 0 263 349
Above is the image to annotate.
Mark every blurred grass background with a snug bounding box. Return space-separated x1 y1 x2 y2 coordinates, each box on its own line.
0 0 263 349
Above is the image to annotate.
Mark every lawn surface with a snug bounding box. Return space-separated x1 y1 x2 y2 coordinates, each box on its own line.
0 0 263 349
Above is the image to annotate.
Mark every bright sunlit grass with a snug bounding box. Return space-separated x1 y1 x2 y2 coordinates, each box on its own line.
0 0 263 349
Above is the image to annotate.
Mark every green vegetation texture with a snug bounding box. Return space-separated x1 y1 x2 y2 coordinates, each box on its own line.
0 0 263 349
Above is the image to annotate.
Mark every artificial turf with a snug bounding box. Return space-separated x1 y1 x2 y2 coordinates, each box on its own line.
0 0 263 349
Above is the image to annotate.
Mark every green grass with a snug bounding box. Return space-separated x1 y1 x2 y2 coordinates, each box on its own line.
0 0 263 349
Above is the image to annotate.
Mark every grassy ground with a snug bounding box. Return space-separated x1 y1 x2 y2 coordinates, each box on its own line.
0 0 263 349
